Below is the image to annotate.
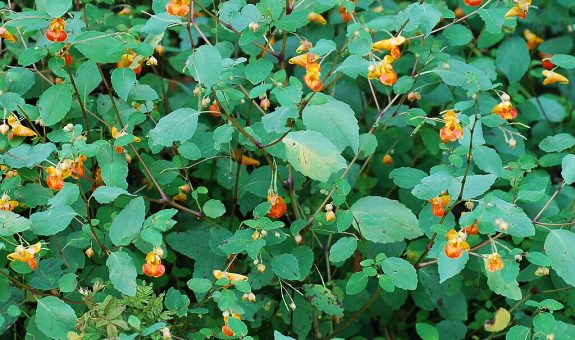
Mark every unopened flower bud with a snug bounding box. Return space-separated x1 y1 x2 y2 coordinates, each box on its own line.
465 201 475 211
294 234 303 244
248 292 256 302
260 98 270 110
325 203 333 211
325 210 336 222
35 118 44 126
257 263 266 273
501 93 511 102
290 302 296 310
153 247 164 257
508 138 517 148
253 259 259 265
63 123 74 132
407 92 421 102
155 45 165 56
252 231 261 240
443 63 450 69
383 154 393 165
242 293 249 300
59 161 70 171
0 123 9 135
161 327 171 339
222 311 230 317
274 231 280 238
249 22 260 32
85 247 94 258
495 218 508 231
514 254 523 262
146 56 158 66
193 86 201 96
535 266 550 277
201 97 211 107
260 229 268 237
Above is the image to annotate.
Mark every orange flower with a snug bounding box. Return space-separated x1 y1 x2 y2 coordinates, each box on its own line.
296 40 313 54
308 12 327 25
92 168 104 191
439 110 464 143
372 36 406 59
304 62 323 92
523 29 543 51
69 155 87 179
486 253 504 272
232 149 261 166
213 270 248 285
166 0 190 17
45 166 66 191
173 191 187 202
464 0 483 6
492 99 517 120
0 194 18 212
7 115 36 140
209 101 221 117
444 230 470 259
463 220 479 235
117 51 142 75
288 53 318 68
46 18 68 42
142 247 166 278
540 53 555 70
338 1 356 23
543 70 569 85
382 154 393 165
430 194 450 217
222 324 234 337
368 55 398 86
505 0 531 19
221 313 241 337
7 242 42 270
0 27 17 43
267 194 287 219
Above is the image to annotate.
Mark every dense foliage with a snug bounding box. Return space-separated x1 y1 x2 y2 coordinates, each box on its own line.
1 0 575 339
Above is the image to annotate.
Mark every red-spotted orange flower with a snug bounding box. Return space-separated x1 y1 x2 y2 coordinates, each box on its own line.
304 62 323 92
117 51 143 75
486 253 504 272
68 155 87 179
46 18 68 42
232 149 261 166
430 194 450 217
166 0 190 17
540 53 555 70
543 70 569 85
444 230 470 259
338 1 356 23
209 101 221 118
7 115 36 140
0 27 17 43
296 41 313 54
0 194 18 212
213 270 248 286
221 313 242 336
288 53 318 68
372 36 406 59
45 165 69 191
505 0 531 19
143 247 166 278
92 168 104 191
492 98 518 120
382 154 393 164
267 194 287 219
463 220 479 235
7 242 42 270
368 55 398 86
464 0 483 6
439 110 464 143
523 29 543 51
308 12 327 25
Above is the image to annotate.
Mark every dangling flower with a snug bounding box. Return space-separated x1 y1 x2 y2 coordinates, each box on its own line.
492 98 518 120
296 40 313 54
45 166 66 191
70 155 87 179
444 230 470 259
382 154 393 164
267 194 287 219
464 0 483 6
539 53 555 70
172 191 187 202
288 53 318 68
142 247 166 278
505 0 532 19
439 110 464 143
118 7 131 16
45 18 68 42
7 115 36 140
463 220 479 235
7 242 42 270
91 168 104 191
430 194 450 217
304 62 323 92
486 253 504 272
111 127 141 154
308 12 327 25
166 0 190 17
523 29 543 51
213 270 248 286
368 55 398 86
338 1 356 23
0 194 18 211
221 313 242 337
117 50 143 75
232 149 261 166
543 70 569 85
372 36 406 59
0 27 17 43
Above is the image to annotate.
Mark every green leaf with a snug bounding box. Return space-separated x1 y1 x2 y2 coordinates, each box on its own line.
106 251 137 296
395 3 441 36
109 197 146 246
111 68 137 102
442 24 473 46
148 108 201 148
1 143 56 169
550 54 575 69
283 131 347 182
0 211 31 236
38 84 73 126
489 197 535 237
393 76 414 94
271 254 300 280
336 55 369 78
304 284 343 317
187 278 212 294
74 61 101 103
302 95 359 153
390 167 428 189
416 323 439 340
35 297 77 339
185 45 223 89
30 206 76 236
92 186 133 204
545 230 575 288
496 37 530 83
203 199 226 218
448 174 497 200
346 271 369 295
74 32 125 63
42 0 72 17
381 257 418 290
245 58 273 84
561 154 575 185
539 133 575 153
351 196 423 243
48 183 79 208
506 325 531 340
96 145 129 189
329 237 357 263
472 145 503 176
438 251 469 283
478 8 508 34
